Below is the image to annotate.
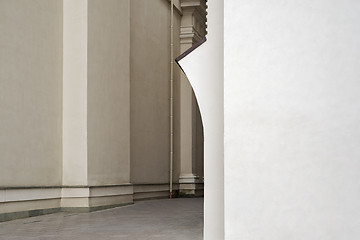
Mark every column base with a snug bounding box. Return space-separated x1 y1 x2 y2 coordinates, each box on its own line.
179 174 204 197
61 184 134 211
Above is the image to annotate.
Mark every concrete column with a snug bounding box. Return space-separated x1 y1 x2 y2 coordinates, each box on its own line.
179 0 207 196
62 0 89 209
176 0 224 236
62 0 133 210
63 0 88 187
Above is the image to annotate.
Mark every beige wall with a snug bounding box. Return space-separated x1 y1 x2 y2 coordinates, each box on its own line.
195 101 204 179
0 0 204 218
173 12 182 184
130 0 182 184
87 0 131 186
130 0 204 187
0 0 63 187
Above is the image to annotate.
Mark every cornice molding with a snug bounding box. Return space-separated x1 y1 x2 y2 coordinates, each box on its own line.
180 0 207 12
167 0 182 15
181 0 207 23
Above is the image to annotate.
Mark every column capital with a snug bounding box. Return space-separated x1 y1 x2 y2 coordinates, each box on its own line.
181 0 207 15
180 0 207 46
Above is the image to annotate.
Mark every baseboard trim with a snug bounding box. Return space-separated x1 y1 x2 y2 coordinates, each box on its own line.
0 201 137 223
0 207 60 223
179 182 204 197
61 202 134 213
0 183 186 222
133 183 180 200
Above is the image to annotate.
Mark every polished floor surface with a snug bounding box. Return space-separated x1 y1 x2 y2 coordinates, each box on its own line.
0 198 203 240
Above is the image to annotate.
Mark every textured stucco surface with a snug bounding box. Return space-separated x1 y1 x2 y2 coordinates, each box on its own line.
0 0 63 187
87 0 131 185
225 1 360 239
130 0 182 184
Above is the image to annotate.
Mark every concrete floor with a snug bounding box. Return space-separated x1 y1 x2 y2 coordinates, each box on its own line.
0 198 203 240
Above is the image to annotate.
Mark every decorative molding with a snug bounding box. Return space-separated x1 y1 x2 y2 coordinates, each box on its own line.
0 188 61 204
0 185 134 203
0 185 134 213
0 184 180 215
180 0 207 45
0 182 200 221
179 173 200 184
61 185 134 208
179 175 204 197
181 0 207 16
180 26 204 44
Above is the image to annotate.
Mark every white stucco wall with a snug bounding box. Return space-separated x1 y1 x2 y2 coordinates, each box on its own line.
225 1 360 239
